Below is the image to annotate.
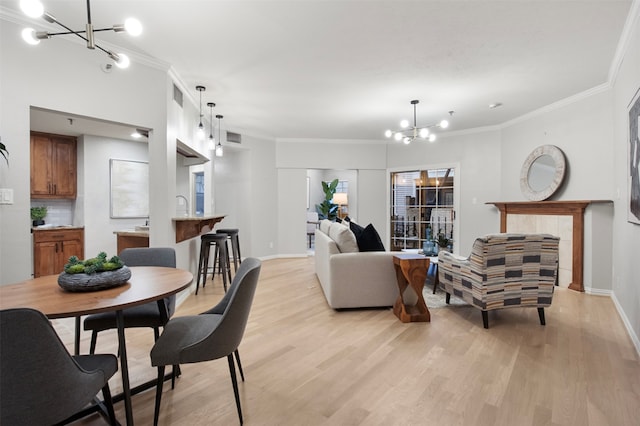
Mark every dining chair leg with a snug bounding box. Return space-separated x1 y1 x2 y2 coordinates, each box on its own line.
171 364 179 389
227 354 243 425
234 349 245 382
89 331 98 354
101 383 117 426
154 365 166 426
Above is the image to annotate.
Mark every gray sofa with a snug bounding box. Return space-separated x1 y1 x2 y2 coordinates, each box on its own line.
314 220 398 309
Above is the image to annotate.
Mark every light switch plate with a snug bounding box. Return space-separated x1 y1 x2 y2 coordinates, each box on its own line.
0 188 14 204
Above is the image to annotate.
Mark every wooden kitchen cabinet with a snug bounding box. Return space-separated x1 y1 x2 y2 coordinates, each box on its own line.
30 132 77 199
33 228 84 278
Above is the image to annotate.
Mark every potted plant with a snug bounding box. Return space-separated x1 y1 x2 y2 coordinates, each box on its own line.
0 138 7 165
31 206 48 227
315 178 339 221
436 232 450 252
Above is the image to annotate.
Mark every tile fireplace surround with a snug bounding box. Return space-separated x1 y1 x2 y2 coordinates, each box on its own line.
487 200 613 292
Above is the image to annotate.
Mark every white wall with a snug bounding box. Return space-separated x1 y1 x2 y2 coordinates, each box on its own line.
238 134 278 259
611 7 640 349
81 136 148 257
500 89 615 201
0 19 170 284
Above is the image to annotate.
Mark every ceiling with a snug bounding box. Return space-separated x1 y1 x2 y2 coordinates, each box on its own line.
3 0 635 142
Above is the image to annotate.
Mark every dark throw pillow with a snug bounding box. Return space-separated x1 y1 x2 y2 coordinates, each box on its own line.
357 223 385 252
349 220 365 241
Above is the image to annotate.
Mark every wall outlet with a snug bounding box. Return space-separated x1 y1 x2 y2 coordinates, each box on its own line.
0 188 14 205
269 242 274 249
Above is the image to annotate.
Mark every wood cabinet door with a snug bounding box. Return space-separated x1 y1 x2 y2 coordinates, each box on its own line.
59 238 83 271
30 134 53 197
33 229 84 278
34 241 59 278
52 137 77 198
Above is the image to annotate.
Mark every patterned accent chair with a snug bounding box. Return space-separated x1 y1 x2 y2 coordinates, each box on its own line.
438 233 560 329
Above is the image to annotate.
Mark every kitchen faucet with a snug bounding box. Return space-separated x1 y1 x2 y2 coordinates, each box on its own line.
176 195 190 217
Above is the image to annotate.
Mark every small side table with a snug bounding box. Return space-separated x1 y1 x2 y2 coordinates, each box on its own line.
392 254 431 323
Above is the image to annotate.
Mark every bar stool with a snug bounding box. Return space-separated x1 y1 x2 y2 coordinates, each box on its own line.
216 228 242 272
196 233 232 295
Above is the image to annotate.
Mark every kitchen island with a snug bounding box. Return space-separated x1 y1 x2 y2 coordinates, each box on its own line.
173 215 226 243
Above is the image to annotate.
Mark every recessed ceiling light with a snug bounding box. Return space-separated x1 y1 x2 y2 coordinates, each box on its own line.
489 103 503 109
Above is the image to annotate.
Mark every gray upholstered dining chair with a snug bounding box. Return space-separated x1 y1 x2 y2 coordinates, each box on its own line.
150 257 262 426
0 308 118 425
84 247 177 354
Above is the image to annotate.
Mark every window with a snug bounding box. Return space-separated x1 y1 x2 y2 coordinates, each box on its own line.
194 172 204 216
390 168 455 252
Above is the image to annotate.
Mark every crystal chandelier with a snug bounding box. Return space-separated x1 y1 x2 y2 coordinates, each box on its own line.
385 100 451 144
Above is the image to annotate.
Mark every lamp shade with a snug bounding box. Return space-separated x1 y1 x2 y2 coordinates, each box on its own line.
332 192 348 205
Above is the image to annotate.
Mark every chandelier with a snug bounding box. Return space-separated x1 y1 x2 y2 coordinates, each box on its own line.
19 0 142 69
385 100 451 144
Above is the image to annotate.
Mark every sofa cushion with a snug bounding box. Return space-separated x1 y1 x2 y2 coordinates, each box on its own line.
319 219 332 235
328 222 359 253
357 223 385 252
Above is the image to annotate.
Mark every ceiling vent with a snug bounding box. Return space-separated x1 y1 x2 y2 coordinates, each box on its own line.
173 84 183 107
226 131 242 144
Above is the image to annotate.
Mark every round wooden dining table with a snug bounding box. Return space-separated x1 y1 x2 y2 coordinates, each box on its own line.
0 266 194 426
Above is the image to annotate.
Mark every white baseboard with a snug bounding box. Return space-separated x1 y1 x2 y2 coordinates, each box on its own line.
584 286 611 296
610 291 640 357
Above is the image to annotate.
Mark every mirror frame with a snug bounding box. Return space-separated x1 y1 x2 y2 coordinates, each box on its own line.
520 144 566 201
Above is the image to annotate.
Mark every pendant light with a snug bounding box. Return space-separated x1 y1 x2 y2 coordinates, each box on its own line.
215 115 224 157
196 85 206 140
207 102 216 150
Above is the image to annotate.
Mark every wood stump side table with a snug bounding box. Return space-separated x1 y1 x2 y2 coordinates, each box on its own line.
392 253 431 323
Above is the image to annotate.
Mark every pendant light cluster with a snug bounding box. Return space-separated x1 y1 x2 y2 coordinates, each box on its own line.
19 0 142 69
385 100 452 144
195 85 224 157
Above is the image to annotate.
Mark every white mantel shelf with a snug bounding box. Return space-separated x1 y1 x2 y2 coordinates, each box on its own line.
486 200 613 292
172 215 226 243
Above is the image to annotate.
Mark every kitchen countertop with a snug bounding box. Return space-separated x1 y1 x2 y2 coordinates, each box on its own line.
171 214 226 221
113 229 150 237
32 225 84 232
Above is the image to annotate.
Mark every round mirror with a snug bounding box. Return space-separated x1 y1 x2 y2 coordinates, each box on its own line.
520 145 566 201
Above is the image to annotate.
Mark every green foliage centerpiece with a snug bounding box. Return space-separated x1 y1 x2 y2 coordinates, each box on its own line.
58 252 131 292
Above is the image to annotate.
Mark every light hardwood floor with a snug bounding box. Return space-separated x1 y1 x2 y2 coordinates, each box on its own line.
54 256 640 426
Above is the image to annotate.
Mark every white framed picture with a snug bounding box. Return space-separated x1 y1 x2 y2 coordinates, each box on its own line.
628 87 640 225
110 159 149 218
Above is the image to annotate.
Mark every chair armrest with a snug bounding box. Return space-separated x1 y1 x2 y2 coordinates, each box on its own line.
438 251 483 300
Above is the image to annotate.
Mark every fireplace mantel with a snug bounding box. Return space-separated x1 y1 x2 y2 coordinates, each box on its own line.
487 200 612 292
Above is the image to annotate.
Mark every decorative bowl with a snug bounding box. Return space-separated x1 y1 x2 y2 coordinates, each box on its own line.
58 265 131 292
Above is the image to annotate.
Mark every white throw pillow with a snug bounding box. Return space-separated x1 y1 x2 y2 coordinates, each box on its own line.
319 219 332 235
329 221 359 253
